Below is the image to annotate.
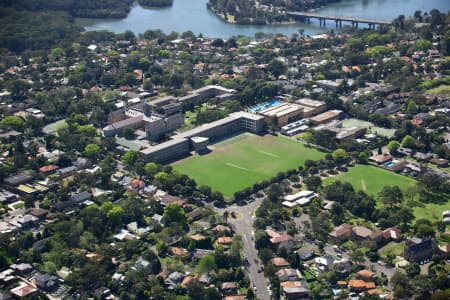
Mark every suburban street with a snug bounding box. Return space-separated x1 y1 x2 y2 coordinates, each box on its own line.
216 198 271 300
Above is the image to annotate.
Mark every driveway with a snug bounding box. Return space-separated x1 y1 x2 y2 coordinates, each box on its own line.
216 198 271 300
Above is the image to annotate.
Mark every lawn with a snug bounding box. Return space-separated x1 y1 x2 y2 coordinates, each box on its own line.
378 241 405 258
323 165 417 206
413 202 450 223
428 84 450 97
172 133 325 197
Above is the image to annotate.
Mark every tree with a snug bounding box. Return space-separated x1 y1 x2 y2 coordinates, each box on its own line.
123 127 134 139
405 262 420 277
304 176 322 192
407 101 418 115
332 148 349 166
1 116 25 131
297 132 313 143
267 59 287 78
156 241 168 256
254 230 270 249
416 223 435 238
378 186 403 209
387 140 400 154
350 248 365 265
162 203 187 227
246 286 255 299
197 254 217 274
121 150 139 168
145 162 159 178
259 248 273 264
83 143 101 160
401 135 415 149
205 287 221 300
223 211 229 224
186 279 205 300
358 152 368 164
107 206 124 228
397 207 414 230
331 202 345 225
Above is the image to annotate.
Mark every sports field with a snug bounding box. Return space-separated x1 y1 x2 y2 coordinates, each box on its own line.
324 164 417 206
173 133 325 197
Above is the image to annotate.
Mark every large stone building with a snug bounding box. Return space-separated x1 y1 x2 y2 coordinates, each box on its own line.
139 112 264 163
103 97 184 142
258 102 304 127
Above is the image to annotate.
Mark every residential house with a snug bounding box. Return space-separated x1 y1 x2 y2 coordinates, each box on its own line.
3 173 33 187
224 296 246 300
369 229 385 246
297 248 315 261
413 152 433 162
151 214 163 227
169 247 188 258
276 268 303 282
39 165 59 174
370 154 392 164
266 228 294 250
329 223 353 243
352 226 373 241
181 276 196 288
28 208 48 220
212 224 231 236
382 227 403 242
94 287 112 300
187 208 203 222
283 286 311 300
217 236 233 247
9 282 38 298
314 256 334 271
71 191 92 205
429 158 449 168
34 272 58 292
56 166 77 177
356 269 377 282
134 257 152 272
348 280 376 292
221 282 238 295
271 257 290 268
199 274 211 285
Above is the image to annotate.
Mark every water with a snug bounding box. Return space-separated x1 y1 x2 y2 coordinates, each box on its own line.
77 0 450 38
249 100 284 113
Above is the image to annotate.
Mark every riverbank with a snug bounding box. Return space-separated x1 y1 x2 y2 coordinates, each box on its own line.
207 5 298 26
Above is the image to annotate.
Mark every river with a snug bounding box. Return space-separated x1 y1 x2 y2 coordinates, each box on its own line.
77 0 450 38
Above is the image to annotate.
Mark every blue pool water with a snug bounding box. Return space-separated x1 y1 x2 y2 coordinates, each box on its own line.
249 100 283 113
384 161 394 167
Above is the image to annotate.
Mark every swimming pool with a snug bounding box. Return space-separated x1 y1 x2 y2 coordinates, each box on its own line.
384 161 395 168
249 100 283 113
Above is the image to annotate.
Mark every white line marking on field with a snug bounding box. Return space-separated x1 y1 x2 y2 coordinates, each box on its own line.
225 162 248 170
257 150 279 158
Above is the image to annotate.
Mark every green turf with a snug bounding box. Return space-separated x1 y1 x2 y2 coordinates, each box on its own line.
323 164 417 205
173 133 325 197
428 84 450 96
378 241 405 258
413 202 450 223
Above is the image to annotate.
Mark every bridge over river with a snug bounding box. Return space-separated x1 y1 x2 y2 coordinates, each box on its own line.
287 11 391 28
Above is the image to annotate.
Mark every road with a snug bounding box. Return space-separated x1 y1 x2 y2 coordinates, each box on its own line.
216 197 271 300
323 244 397 283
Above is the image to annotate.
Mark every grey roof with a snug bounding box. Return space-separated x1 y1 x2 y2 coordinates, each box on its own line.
71 191 92 203
4 173 32 186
